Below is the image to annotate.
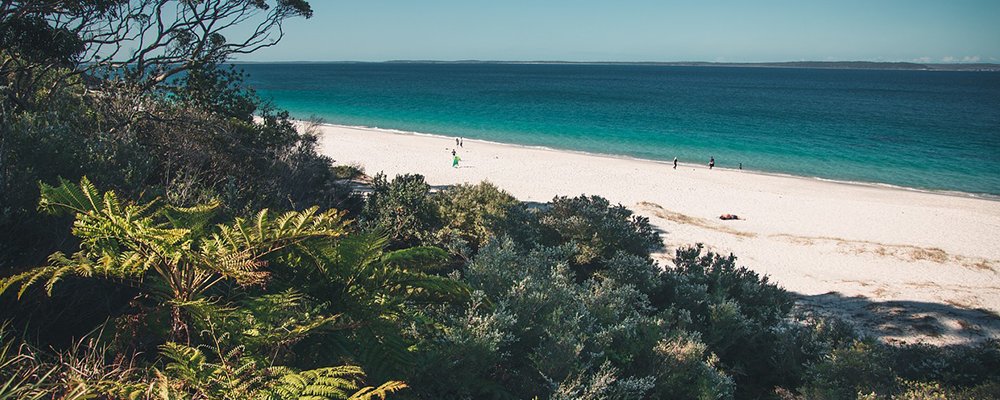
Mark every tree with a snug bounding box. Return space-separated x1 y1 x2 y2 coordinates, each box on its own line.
1 1 347 271
1 0 313 106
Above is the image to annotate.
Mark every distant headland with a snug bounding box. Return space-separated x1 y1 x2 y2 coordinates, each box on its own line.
234 60 1000 72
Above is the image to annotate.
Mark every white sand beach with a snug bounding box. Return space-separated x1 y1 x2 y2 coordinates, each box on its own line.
313 123 1000 345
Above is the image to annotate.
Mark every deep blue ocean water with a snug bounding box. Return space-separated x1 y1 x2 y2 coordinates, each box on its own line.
240 63 1000 196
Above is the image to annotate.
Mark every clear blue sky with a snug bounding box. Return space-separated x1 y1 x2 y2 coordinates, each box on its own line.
240 0 1000 62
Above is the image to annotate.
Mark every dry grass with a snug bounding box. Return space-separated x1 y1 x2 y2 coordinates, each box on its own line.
635 201 757 238
963 259 998 271
944 299 976 309
910 248 949 263
769 233 997 272
634 201 998 273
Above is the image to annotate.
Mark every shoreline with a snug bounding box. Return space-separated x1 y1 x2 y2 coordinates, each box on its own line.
309 121 998 202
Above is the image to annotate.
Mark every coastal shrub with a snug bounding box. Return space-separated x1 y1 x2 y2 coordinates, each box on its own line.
800 340 899 399
549 361 657 400
407 238 679 399
873 380 1000 400
782 337 1000 400
656 244 796 398
890 340 1000 387
333 163 366 180
402 291 519 399
595 252 664 297
762 317 860 396
361 173 440 247
644 333 735 400
536 195 662 276
432 182 521 253
661 245 793 327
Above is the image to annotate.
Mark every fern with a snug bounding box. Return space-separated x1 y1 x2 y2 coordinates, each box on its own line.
37 176 103 216
158 342 406 400
161 200 222 235
3 179 425 399
348 381 409 400
380 246 449 272
274 366 362 399
1 178 354 342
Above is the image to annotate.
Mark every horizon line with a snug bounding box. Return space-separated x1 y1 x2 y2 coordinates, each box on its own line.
228 60 1000 71
231 59 1000 66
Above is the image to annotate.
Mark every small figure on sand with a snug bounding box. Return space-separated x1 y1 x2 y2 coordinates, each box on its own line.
452 154 461 168
673 157 678 169
460 138 464 147
709 156 715 169
719 213 740 220
452 149 456 157
456 138 460 146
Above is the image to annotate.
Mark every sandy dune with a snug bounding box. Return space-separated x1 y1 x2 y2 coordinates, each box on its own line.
313 123 1000 345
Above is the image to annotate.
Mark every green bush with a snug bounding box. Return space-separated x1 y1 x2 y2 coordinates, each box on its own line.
432 182 521 253
645 333 735 399
333 163 366 180
789 339 1000 400
661 245 793 327
594 252 664 299
891 341 1000 387
407 239 669 398
656 245 796 398
763 317 859 396
360 173 439 247
536 195 662 277
802 340 898 399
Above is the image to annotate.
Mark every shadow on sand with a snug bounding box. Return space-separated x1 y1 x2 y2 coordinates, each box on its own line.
792 291 1000 345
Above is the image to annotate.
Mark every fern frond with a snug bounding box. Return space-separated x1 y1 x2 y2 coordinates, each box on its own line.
391 271 471 303
380 246 449 272
37 176 102 215
204 249 269 287
161 200 221 233
348 381 408 400
0 252 103 298
206 207 351 258
274 365 366 400
159 342 208 382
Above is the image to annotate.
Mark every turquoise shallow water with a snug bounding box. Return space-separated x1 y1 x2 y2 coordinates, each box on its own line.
240 63 1000 196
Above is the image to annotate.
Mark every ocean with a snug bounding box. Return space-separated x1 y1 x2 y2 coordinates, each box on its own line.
239 63 1000 196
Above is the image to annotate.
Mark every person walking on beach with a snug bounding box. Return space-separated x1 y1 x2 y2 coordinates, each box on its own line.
673 157 678 169
709 156 715 169
452 154 461 168
452 149 456 157
739 162 742 170
460 138 464 147
456 138 460 146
